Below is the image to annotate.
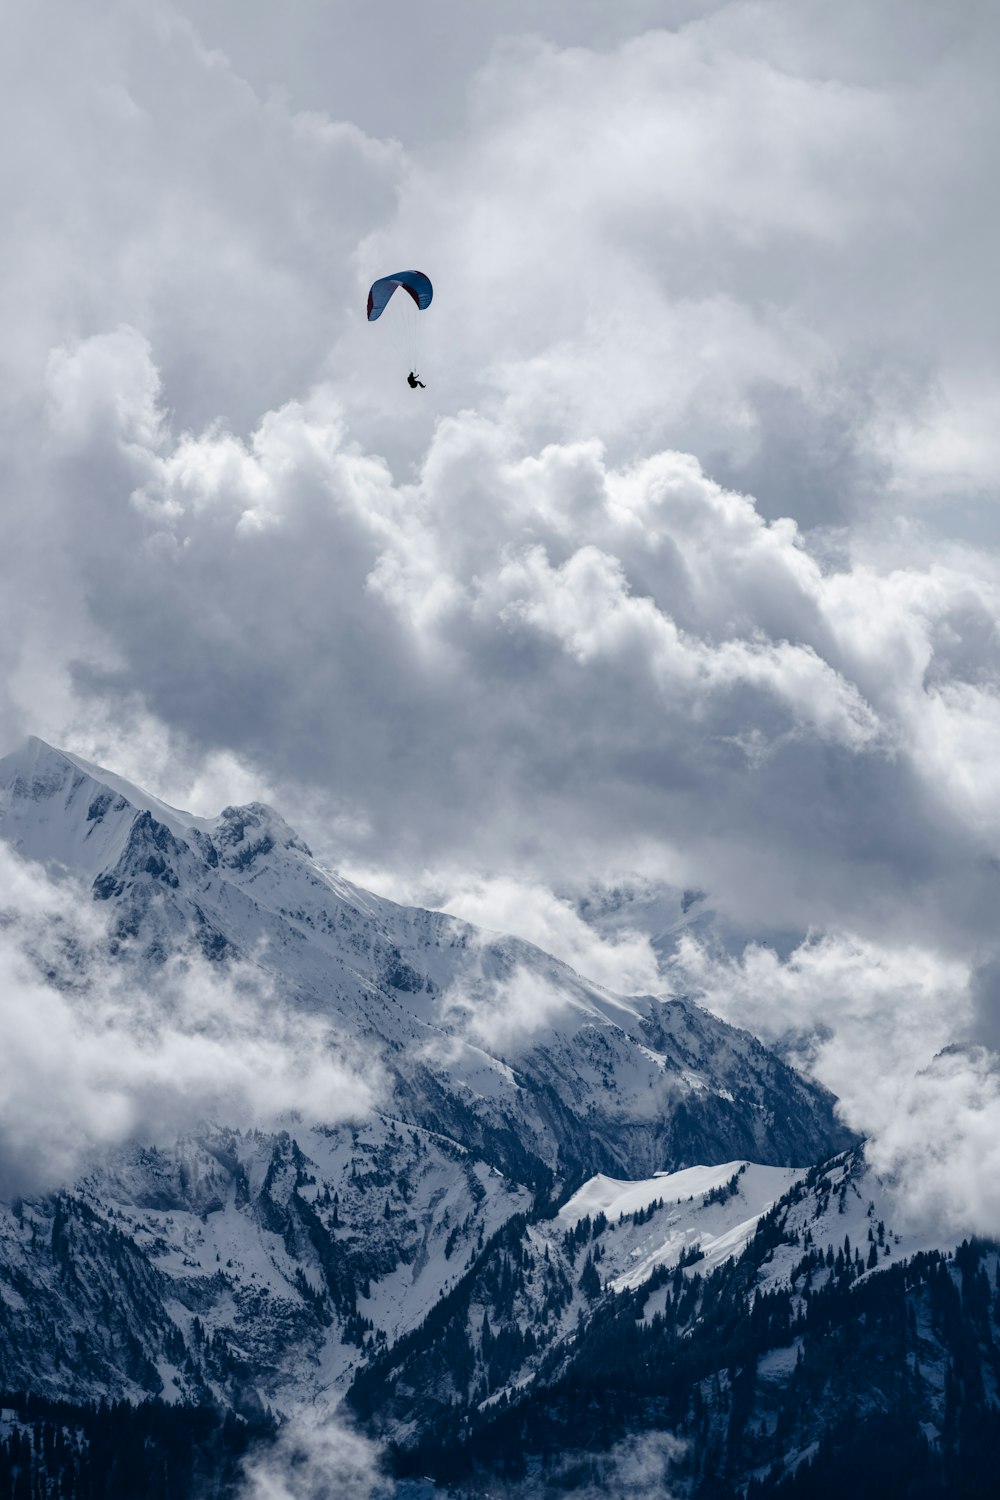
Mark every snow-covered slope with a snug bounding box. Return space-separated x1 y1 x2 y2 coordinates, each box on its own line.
351 1154 843 1431
0 737 852 1185
3 739 989 1496
0 1117 526 1410
565 1144 942 1319
349 1142 987 1489
560 1160 807 1288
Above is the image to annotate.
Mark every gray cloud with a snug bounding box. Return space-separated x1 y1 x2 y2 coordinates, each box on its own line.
173 0 715 142
0 0 402 436
23 337 1000 963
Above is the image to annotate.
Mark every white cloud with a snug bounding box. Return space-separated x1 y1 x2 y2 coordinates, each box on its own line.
3 2 999 924
427 874 662 995
672 931 970 1083
0 845 381 1195
576 1430 687 1500
862 1045 1000 1240
494 1427 688 1500
436 951 578 1058
239 1410 389 1500
672 930 1000 1237
349 0 1000 519
46 325 166 450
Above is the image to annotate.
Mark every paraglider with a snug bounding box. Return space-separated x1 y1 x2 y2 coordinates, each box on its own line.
366 270 433 321
367 270 433 387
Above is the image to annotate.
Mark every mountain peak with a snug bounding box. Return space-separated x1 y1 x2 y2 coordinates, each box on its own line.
0 735 219 877
3 734 205 821
215 800 313 862
1 733 79 789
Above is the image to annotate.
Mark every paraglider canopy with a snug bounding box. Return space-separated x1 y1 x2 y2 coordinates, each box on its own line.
367 270 433 321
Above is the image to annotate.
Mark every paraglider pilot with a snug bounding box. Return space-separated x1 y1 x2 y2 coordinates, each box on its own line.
366 273 433 389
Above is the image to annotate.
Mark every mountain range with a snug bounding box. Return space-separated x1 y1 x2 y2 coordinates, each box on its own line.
0 737 996 1497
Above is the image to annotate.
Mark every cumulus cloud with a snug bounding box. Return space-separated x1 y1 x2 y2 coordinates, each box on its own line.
673 931 1000 1237
17 325 1000 965
175 0 703 143
560 1430 687 1500
0 844 381 1195
417 873 663 994
862 1045 1000 1241
2 3 999 938
0 1 402 433
437 962 579 1058
671 931 971 1078
350 0 1000 520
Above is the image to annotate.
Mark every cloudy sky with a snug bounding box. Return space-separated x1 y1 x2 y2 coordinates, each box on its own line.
3 0 1000 1228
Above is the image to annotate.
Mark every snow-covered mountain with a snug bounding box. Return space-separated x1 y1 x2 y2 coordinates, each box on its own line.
0 736 849 1188
0 738 858 1418
10 738 982 1496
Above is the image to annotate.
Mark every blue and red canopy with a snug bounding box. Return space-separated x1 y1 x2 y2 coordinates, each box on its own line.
366 270 433 321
